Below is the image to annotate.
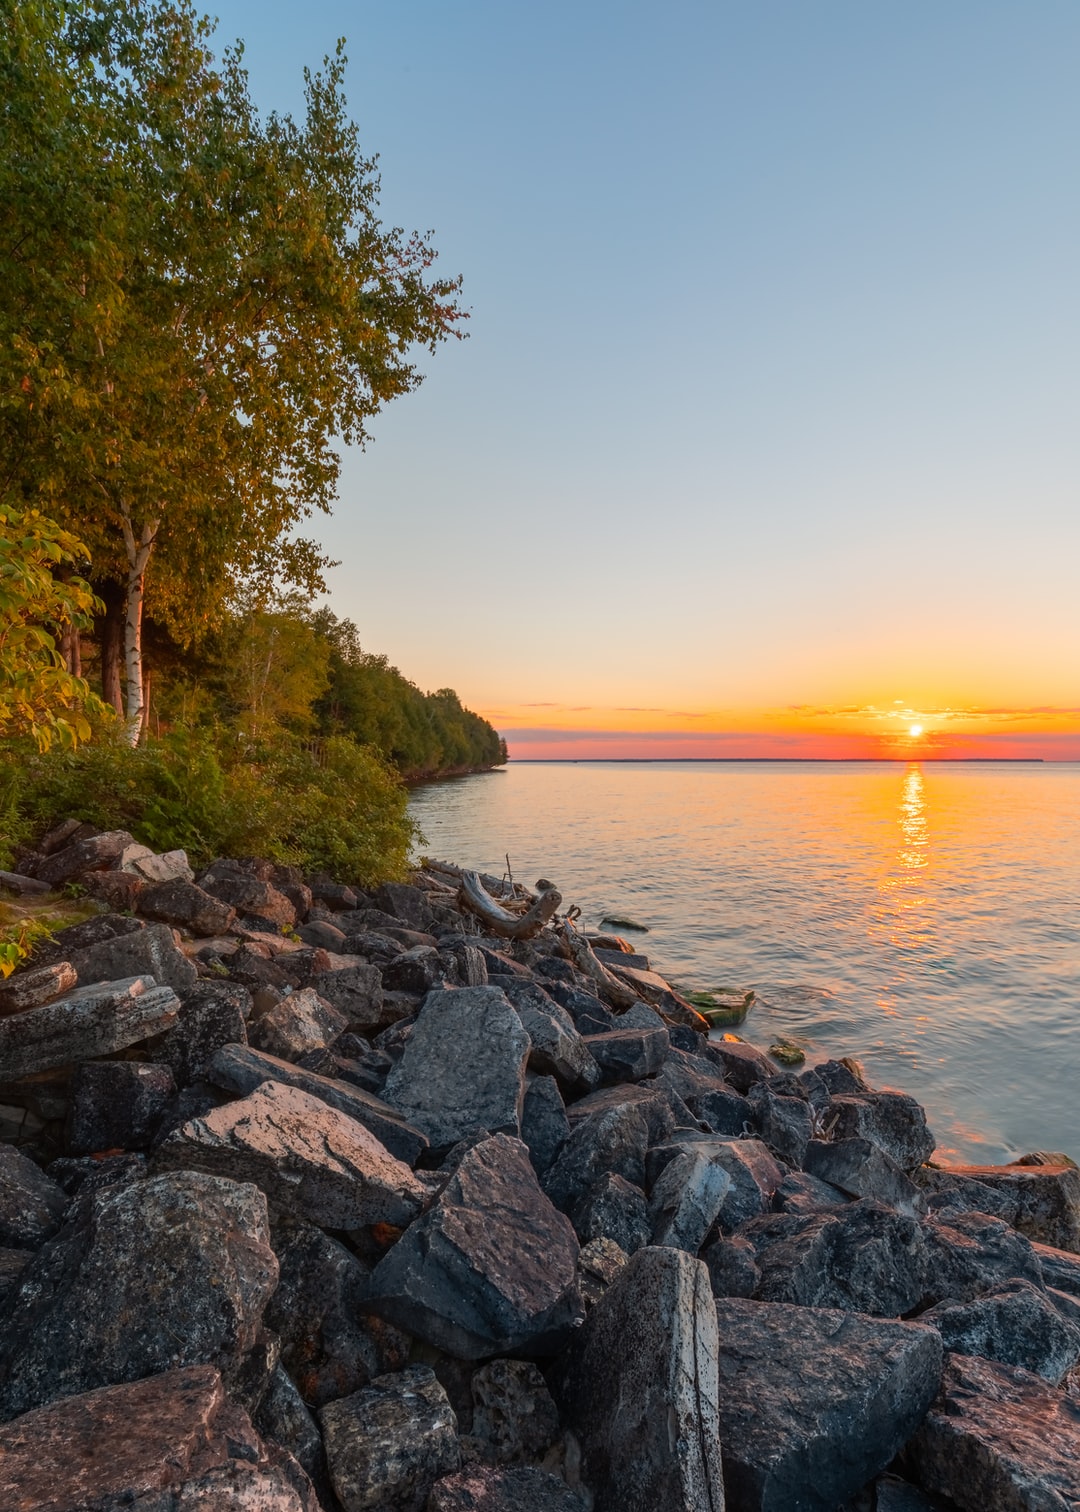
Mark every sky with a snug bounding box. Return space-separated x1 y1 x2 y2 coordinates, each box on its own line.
209 0 1080 759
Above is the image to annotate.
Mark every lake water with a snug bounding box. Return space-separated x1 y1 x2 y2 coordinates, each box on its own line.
409 760 1080 1164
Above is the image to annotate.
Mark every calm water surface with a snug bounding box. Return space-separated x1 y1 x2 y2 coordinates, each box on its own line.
410 761 1080 1163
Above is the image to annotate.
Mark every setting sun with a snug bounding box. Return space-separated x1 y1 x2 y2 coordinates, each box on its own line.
909 724 923 737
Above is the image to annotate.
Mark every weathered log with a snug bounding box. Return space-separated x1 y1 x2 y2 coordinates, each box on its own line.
425 857 535 904
558 921 640 1010
458 871 562 940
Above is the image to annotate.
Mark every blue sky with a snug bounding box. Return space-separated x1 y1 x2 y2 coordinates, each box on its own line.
207 1 1080 752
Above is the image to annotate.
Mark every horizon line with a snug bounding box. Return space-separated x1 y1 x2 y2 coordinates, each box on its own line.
504 756 1057 764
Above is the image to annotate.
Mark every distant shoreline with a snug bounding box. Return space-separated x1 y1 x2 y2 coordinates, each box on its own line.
504 756 1052 764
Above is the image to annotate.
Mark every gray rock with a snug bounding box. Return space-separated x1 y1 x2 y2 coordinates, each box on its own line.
297 918 347 951
866 1473 940 1512
708 1038 774 1092
0 1146 67 1249
208 1042 428 1165
554 1245 724 1512
155 1079 428 1229
916 1160 1080 1252
1034 1239 1080 1295
152 979 251 1085
69 1060 175 1153
33 829 133 887
442 941 489 988
249 985 350 1062
571 1173 651 1254
0 1170 278 1419
805 1137 926 1216
649 1135 783 1232
383 944 446 995
772 1169 850 1215
542 1105 649 1215
714 1297 943 1512
0 976 180 1079
372 882 437 933
429 1466 582 1511
922 1209 1045 1305
576 1236 629 1310
499 980 600 1094
0 961 76 1016
918 1277 1080 1382
0 869 49 897
119 842 194 883
255 1364 331 1500
564 1082 681 1144
0 1364 317 1511
648 1151 732 1254
367 1134 582 1360
582 1026 669 1083
321 1365 459 1512
202 873 297 927
267 1221 408 1407
34 911 143 964
701 1234 760 1298
383 987 530 1153
68 921 198 993
747 1083 814 1166
469 1358 561 1465
521 1075 570 1177
136 876 237 935
900 1351 1080 1512
828 1090 935 1173
308 962 386 1033
745 1200 929 1316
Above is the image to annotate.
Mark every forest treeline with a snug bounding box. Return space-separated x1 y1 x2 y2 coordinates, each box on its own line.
0 0 504 880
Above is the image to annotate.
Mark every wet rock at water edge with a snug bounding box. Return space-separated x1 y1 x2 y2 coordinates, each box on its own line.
553 1245 724 1512
714 1297 943 1512
916 1159 1080 1252
707 1037 774 1092
0 976 180 1080
900 1351 1080 1512
68 1060 175 1153
382 986 530 1153
249 985 350 1062
366 1134 582 1360
0 1169 278 1419
918 1277 1080 1383
136 876 238 936
827 1089 936 1172
67 920 198 993
428 1465 584 1511
0 1145 67 1249
804 1136 926 1217
320 1364 460 1512
0 1364 317 1511
154 1079 428 1230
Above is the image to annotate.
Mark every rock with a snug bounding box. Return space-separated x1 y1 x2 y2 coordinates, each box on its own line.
68 921 198 993
577 1236 629 1309
916 1160 1080 1252
297 917 348 951
542 1104 649 1215
367 1134 582 1360
648 1151 732 1254
0 1364 317 1511
563 1081 681 1144
443 940 489 988
0 1169 278 1419
805 1137 925 1216
208 1043 428 1165
747 1083 814 1166
827 1090 935 1172
713 1297 943 1512
745 1200 929 1316
82 868 146 911
249 986 350 1062
701 1235 761 1298
383 987 530 1154
308 963 386 1033
900 1352 1080 1512
1034 1240 1080 1296
119 842 195 883
547 985 615 1034
921 1210 1045 1305
33 829 134 886
33 913 144 968
69 1060 175 1153
918 1278 1080 1382
202 872 298 928
47 1152 147 1199
0 869 49 897
0 1248 31 1312
137 876 237 936
815 1057 872 1095
0 1146 67 1249
571 1173 651 1254
0 962 76 1017
521 1075 570 1177
255 1364 331 1500
267 1221 408 1407
865 1473 939 1512
0 976 180 1079
708 1038 773 1092
772 1169 850 1215
152 979 251 1086
308 878 358 911
554 1245 724 1512
429 1465 583 1511
383 944 446 995
155 1079 428 1230
648 1135 783 1232
372 881 437 933
320 1365 460 1512
469 1358 561 1464
582 1026 669 1083
499 980 600 1094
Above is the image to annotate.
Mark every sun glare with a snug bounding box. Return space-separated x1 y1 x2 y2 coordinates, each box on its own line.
909 724 923 738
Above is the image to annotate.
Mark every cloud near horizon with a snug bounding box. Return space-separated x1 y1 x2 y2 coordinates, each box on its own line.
498 727 1080 761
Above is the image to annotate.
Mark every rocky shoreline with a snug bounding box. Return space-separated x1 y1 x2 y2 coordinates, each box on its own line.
1 821 1079 1510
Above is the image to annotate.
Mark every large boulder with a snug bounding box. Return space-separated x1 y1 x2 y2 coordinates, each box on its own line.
201 872 298 928
307 963 386 1033
0 976 180 1079
647 1135 783 1232
0 1146 67 1249
136 876 237 936
152 979 251 1086
804 1137 925 1217
67 921 198 993
0 1365 317 1511
921 1209 1045 1305
713 1297 943 1512
68 1060 175 1154
648 1151 732 1254
33 829 133 887
554 1245 724 1512
916 1160 1080 1252
0 1170 278 1419
154 1079 428 1230
249 986 349 1062
918 1278 1080 1383
382 987 530 1153
320 1365 459 1512
827 1089 935 1172
366 1134 582 1360
542 1104 649 1215
901 1352 1080 1511
207 1042 428 1165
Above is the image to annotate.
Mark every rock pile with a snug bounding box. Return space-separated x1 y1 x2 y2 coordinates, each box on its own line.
2 825 1080 1510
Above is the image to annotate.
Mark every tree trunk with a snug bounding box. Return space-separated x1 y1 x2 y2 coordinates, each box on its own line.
99 584 125 716
119 510 159 747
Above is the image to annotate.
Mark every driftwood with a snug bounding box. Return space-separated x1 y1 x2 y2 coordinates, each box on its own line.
457 871 562 940
558 920 640 1011
424 857 535 904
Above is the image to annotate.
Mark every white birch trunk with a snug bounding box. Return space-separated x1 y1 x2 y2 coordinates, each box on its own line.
119 510 159 747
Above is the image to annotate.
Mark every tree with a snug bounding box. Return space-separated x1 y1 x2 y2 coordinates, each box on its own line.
1 0 465 739
0 507 104 749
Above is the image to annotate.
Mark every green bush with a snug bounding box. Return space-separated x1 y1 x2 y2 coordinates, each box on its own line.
0 729 418 885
